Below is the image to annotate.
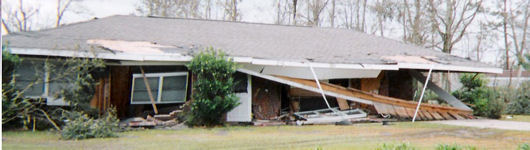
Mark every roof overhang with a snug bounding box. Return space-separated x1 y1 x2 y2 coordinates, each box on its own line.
9 47 502 74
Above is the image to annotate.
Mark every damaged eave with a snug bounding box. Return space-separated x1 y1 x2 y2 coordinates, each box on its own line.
9 47 193 62
382 55 503 74
397 63 503 74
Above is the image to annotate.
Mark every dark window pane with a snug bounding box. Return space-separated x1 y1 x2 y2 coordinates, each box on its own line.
161 76 187 102
233 72 247 93
15 60 45 96
132 77 159 103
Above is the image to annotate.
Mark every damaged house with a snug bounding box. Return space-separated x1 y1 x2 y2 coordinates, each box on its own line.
3 15 502 125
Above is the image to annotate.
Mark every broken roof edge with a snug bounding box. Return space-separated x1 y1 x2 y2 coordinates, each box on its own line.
9 47 397 70
398 63 503 74
9 47 502 73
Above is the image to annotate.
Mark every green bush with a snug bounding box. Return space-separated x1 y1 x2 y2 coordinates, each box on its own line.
436 144 476 150
377 143 416 150
186 48 240 127
505 81 530 115
61 108 119 140
518 143 530 150
453 74 504 118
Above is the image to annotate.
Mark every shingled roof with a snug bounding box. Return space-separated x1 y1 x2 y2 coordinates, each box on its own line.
2 15 501 73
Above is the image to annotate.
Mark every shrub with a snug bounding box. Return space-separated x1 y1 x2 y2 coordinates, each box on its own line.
186 48 240 127
505 81 530 115
453 74 504 118
61 108 119 140
518 143 529 150
436 144 476 150
377 143 416 150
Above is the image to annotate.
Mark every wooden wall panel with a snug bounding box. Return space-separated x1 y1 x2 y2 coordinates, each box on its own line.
252 76 282 120
110 66 131 117
90 74 111 113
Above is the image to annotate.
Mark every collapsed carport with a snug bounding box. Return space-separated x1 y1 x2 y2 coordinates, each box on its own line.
238 67 481 123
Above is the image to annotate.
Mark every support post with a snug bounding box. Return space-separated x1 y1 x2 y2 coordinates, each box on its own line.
140 66 158 114
413 66 433 122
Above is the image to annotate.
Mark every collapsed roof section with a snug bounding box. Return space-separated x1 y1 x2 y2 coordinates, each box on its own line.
3 15 501 74
239 68 473 121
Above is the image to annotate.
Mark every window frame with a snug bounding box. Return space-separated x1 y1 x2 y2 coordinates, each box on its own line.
130 72 189 104
15 59 69 106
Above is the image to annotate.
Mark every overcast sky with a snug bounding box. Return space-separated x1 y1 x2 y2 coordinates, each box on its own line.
1 0 275 33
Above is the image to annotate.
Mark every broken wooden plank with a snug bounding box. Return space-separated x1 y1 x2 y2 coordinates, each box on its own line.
140 66 158 114
429 110 444 120
393 105 410 118
439 111 455 120
373 102 389 114
422 110 434 120
336 98 349 110
404 108 417 119
447 111 465 120
289 88 322 97
384 104 399 117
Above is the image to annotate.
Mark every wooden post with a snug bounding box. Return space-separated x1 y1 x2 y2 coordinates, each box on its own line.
140 67 158 114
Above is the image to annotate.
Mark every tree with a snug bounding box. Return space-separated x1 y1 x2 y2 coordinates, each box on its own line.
186 48 240 127
328 0 335 27
488 0 529 87
398 0 429 46
1 0 40 34
306 0 329 26
56 0 73 27
338 0 367 32
427 0 482 91
428 0 483 54
223 0 240 21
371 0 395 37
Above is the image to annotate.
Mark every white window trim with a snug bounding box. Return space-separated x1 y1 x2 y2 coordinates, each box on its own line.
130 72 189 104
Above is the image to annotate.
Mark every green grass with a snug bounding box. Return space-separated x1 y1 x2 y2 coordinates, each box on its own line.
502 115 530 123
3 122 530 150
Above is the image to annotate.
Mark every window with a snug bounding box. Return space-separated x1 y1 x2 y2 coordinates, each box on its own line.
233 72 248 93
130 72 188 104
14 60 70 106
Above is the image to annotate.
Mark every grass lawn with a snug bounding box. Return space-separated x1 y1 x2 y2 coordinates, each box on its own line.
501 115 530 123
3 122 529 150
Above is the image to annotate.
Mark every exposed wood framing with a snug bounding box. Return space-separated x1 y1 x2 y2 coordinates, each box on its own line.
239 68 471 120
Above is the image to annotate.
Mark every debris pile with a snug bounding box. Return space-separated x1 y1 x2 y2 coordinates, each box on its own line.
120 110 185 129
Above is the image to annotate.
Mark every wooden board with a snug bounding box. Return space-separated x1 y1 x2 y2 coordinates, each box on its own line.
405 108 417 119
384 103 398 117
336 98 349 110
289 88 322 97
439 112 455 120
429 110 444 120
422 110 434 120
448 111 465 120
394 106 410 118
373 102 388 114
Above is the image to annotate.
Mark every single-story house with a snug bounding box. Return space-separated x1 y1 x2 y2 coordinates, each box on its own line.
2 15 502 123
